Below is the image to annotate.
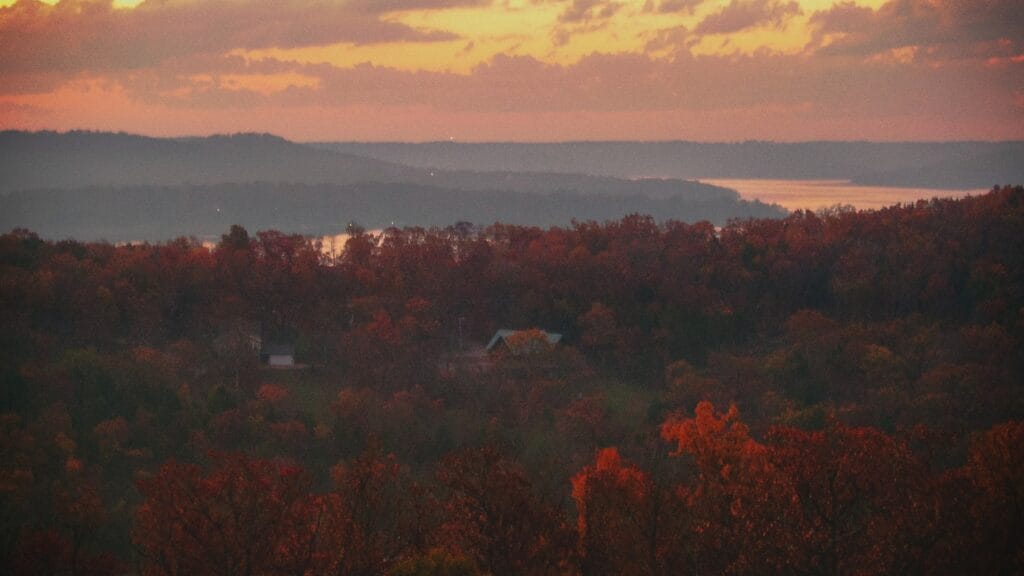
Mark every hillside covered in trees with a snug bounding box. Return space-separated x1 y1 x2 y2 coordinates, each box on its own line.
1 187 1022 575
0 132 784 241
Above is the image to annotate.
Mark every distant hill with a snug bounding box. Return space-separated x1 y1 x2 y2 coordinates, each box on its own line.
314 141 1024 190
0 182 785 242
0 131 422 192
851 147 1024 189
1 131 781 240
5 131 1020 198
0 131 739 199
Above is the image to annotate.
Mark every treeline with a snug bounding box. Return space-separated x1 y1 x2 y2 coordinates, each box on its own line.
1 187 1022 574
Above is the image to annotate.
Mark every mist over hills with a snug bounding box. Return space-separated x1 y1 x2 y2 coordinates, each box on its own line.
0 131 784 241
316 141 1024 189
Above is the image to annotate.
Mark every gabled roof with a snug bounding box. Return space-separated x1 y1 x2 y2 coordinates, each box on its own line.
485 329 562 352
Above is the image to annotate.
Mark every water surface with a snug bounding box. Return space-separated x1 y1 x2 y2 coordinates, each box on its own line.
703 179 986 211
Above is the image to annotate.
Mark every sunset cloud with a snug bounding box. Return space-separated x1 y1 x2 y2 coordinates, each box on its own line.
559 0 624 23
810 0 1024 61
0 0 1021 141
347 0 494 13
695 0 801 35
647 0 706 14
98 46 1020 128
0 0 455 76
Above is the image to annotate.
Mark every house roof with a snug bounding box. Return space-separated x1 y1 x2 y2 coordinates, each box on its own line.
261 343 295 356
485 329 562 352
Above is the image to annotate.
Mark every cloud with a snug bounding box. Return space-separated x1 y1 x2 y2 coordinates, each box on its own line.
1 0 1022 140
346 0 494 14
695 0 801 35
644 0 705 14
550 0 624 46
807 1 872 37
644 25 695 54
0 0 456 80
104 47 1021 131
5 45 1022 140
559 0 623 23
809 0 1024 63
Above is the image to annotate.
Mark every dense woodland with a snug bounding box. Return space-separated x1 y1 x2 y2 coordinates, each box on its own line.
1 186 1022 575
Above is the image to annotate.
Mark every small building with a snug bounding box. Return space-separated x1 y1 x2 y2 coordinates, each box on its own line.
485 329 562 355
260 343 295 367
213 320 263 356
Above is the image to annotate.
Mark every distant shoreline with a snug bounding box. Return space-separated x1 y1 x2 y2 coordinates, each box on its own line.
701 179 985 211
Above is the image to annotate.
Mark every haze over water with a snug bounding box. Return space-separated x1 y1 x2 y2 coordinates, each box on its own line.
704 179 986 212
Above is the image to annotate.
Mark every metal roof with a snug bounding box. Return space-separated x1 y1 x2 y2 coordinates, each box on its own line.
485 329 562 351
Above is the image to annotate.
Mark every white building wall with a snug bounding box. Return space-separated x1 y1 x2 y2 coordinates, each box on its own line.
268 354 294 367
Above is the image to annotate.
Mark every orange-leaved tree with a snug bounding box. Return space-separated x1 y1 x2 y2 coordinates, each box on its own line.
571 447 654 576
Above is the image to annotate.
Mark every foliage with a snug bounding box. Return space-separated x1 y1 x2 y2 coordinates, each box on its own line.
1 187 1022 574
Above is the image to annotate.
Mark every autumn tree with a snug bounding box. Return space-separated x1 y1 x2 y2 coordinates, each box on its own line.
764 421 932 575
571 447 655 576
660 402 778 575
323 443 433 576
133 453 325 576
437 446 572 575
960 421 1024 576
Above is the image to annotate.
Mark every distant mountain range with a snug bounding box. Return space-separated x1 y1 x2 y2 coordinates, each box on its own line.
0 131 785 241
315 140 1024 190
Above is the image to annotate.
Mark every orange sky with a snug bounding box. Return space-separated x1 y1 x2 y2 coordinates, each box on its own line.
1 0 1022 141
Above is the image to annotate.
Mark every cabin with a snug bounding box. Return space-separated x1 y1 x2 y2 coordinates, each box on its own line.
485 329 562 355
213 320 263 356
260 342 296 367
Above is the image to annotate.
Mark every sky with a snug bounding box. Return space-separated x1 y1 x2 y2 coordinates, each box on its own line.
0 0 1022 141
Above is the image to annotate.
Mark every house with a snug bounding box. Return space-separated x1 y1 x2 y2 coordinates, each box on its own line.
485 329 562 355
260 342 296 367
213 320 263 356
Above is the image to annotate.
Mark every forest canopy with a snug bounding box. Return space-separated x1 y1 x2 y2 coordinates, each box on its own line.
1 186 1022 575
